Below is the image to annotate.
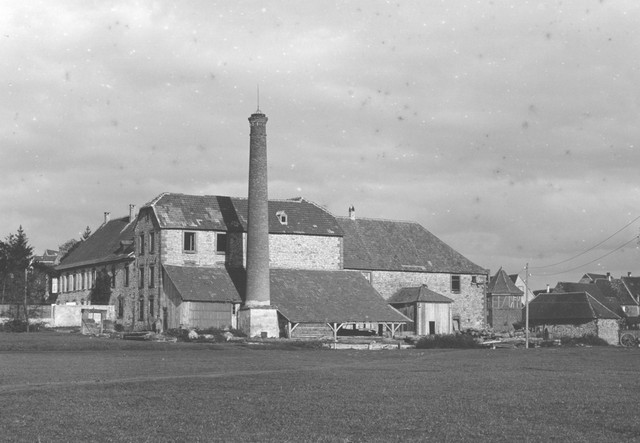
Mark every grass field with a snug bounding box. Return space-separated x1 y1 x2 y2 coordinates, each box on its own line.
1 333 639 442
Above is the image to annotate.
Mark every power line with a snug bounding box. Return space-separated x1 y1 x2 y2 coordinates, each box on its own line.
530 214 640 270
532 235 639 277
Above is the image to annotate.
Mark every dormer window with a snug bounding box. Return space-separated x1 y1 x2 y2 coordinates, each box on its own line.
276 210 288 225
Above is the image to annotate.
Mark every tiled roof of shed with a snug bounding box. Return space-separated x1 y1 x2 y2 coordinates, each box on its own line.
146 193 342 236
270 269 410 324
595 278 637 306
163 265 243 303
488 268 524 296
528 292 620 321
554 282 623 316
337 217 486 274
57 216 134 271
388 285 454 304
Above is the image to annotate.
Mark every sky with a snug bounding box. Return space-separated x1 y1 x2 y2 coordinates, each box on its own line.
2 0 640 290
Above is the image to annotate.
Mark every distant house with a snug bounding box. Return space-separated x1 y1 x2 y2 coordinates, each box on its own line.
509 273 535 306
620 276 640 317
55 210 137 328
527 291 621 345
336 211 488 331
486 268 524 332
388 284 454 335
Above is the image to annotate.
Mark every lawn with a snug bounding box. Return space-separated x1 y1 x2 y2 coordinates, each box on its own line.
1 332 639 442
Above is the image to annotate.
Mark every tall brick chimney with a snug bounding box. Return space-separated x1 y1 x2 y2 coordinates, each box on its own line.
238 107 279 338
245 110 270 307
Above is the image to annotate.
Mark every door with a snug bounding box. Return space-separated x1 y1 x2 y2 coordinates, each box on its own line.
429 321 436 335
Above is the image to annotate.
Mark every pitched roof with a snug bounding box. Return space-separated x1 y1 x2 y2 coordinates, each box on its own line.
270 269 410 323
579 273 607 283
388 285 454 304
336 217 487 274
488 268 524 296
161 266 409 324
554 281 623 316
594 278 637 306
528 292 621 321
146 193 342 236
163 265 243 303
57 216 135 270
621 276 640 305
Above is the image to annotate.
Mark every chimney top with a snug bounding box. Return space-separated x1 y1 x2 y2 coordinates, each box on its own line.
348 205 356 220
628 272 632 277
606 272 611 281
104 212 110 224
129 204 136 222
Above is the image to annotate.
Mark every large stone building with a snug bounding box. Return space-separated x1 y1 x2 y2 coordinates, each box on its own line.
54 109 488 336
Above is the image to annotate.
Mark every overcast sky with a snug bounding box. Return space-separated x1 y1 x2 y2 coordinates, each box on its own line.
2 1 639 289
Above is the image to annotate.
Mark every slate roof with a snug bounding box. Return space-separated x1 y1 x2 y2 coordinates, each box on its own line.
146 193 343 236
270 269 410 324
528 292 620 321
554 282 623 316
336 217 487 274
161 266 408 324
57 216 135 271
163 265 243 303
388 285 454 305
621 276 640 304
488 268 524 296
594 278 637 306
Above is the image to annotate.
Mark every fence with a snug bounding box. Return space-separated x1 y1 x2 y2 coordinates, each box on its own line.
0 304 115 329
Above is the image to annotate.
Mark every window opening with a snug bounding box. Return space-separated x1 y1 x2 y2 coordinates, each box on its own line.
184 232 196 252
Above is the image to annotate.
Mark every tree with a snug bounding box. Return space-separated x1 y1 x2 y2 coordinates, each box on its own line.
58 238 79 260
81 226 92 240
90 269 112 305
0 227 41 331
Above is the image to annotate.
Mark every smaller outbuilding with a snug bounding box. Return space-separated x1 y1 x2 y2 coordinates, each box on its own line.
388 284 453 335
487 268 524 332
526 291 621 345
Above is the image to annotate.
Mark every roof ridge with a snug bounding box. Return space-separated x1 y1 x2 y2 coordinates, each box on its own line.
584 291 620 319
335 215 421 225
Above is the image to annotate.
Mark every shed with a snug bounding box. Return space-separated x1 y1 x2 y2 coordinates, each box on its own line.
527 291 621 345
388 285 453 335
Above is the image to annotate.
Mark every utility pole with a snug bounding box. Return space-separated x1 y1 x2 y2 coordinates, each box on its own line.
524 262 530 349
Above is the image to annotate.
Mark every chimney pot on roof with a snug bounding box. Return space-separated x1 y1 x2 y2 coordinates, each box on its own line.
104 212 110 224
628 272 632 277
606 272 611 281
546 284 550 293
129 204 136 222
349 205 356 220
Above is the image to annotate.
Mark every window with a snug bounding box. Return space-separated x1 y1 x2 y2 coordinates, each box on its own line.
451 275 461 293
149 265 155 288
138 298 144 321
139 267 145 289
117 297 124 319
125 265 130 287
216 233 228 254
111 265 116 288
183 232 196 252
149 295 155 317
276 210 288 225
51 277 58 294
139 234 145 255
149 232 155 254
92 269 96 288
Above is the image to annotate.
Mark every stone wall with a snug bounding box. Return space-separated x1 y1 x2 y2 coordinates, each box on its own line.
134 213 161 331
596 319 620 345
269 234 341 270
161 229 228 267
370 270 486 330
546 321 597 339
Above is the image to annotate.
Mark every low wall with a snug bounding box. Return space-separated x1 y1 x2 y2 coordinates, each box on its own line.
51 305 116 327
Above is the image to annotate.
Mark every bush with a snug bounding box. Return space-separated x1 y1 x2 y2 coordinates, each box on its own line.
0 319 45 332
560 334 609 347
415 333 481 349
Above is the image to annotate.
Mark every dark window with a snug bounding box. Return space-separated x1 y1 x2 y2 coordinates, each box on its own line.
111 265 116 288
125 265 130 287
276 210 287 225
451 275 461 293
139 234 145 255
149 265 155 288
138 298 144 321
184 232 196 252
149 232 155 254
149 295 155 317
139 268 145 289
118 297 124 319
216 233 227 254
